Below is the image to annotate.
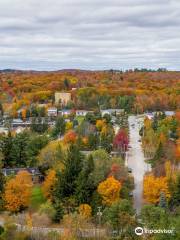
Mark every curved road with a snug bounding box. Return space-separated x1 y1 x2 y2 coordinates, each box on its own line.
127 115 151 214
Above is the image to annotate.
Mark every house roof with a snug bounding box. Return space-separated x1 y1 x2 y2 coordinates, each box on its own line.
2 167 41 176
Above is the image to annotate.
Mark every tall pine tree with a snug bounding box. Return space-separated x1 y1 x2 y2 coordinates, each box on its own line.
75 154 95 204
54 144 83 200
0 131 14 167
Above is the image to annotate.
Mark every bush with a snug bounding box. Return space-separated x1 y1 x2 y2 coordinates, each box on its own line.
0 226 4 236
39 201 56 220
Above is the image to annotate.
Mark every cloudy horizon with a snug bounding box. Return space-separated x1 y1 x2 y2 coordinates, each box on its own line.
0 0 180 71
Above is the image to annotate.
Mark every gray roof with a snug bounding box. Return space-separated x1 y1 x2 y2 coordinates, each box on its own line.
2 167 41 176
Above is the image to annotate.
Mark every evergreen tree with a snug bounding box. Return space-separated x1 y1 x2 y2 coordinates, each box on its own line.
170 174 180 208
75 154 95 204
0 132 14 167
63 78 70 90
152 142 164 166
0 170 5 210
53 200 64 223
159 192 167 209
152 114 158 131
30 117 48 134
0 102 3 118
51 116 66 138
0 170 4 195
11 132 29 167
54 144 83 200
88 133 98 150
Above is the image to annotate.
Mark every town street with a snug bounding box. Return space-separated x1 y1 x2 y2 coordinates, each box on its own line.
127 115 151 214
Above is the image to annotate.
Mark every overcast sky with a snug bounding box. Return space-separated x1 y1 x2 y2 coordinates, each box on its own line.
0 0 180 70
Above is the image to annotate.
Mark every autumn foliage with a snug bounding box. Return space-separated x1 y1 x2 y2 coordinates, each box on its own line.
79 204 92 219
3 171 33 212
143 175 170 204
97 176 122 206
63 130 77 144
113 129 129 152
42 169 57 201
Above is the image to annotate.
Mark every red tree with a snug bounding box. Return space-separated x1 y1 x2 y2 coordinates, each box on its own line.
113 129 129 152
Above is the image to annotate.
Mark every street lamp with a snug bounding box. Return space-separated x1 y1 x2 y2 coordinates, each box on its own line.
97 207 103 239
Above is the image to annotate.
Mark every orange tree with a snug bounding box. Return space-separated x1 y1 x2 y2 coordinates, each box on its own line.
97 176 122 206
42 169 57 201
143 175 170 204
79 204 92 219
3 171 33 212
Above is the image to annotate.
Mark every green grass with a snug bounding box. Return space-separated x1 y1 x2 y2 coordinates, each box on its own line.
30 186 46 211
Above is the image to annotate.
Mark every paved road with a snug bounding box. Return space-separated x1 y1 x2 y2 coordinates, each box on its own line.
127 115 151 214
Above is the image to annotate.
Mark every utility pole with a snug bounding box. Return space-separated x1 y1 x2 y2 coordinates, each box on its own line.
97 206 102 239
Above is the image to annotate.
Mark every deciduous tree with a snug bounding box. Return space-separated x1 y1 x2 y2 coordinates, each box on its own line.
143 175 170 204
3 171 33 212
97 176 121 206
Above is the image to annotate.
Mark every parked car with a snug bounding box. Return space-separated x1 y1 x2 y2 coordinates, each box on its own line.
129 192 133 197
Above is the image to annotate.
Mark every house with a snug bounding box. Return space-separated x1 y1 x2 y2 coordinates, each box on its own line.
2 168 43 183
55 92 71 105
58 109 72 116
145 113 154 120
101 109 124 116
47 107 58 117
14 126 25 134
76 110 90 117
0 127 8 135
12 119 24 127
165 111 175 117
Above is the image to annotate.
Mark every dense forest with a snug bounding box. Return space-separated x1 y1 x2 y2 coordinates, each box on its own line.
0 70 180 115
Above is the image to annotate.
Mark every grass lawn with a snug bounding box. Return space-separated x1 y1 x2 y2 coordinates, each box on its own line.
30 186 46 211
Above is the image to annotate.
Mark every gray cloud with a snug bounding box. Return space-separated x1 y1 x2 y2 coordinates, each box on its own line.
0 0 180 70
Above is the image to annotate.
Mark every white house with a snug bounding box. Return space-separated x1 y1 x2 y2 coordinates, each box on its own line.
58 109 72 116
14 126 25 134
101 109 124 116
76 110 89 117
145 113 154 120
47 108 58 117
165 111 175 117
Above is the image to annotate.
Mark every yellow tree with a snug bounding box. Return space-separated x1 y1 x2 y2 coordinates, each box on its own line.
3 171 33 212
96 119 105 131
143 175 170 204
79 204 92 219
97 176 122 206
42 169 57 201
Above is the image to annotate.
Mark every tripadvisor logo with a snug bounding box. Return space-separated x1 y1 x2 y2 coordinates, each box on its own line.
135 227 143 236
135 227 174 236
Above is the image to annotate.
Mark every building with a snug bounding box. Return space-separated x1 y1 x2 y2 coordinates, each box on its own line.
2 168 43 183
145 113 154 120
47 107 58 117
0 127 9 135
14 126 25 134
76 110 90 117
55 92 71 105
101 109 124 116
165 111 175 117
58 109 72 116
12 119 24 127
